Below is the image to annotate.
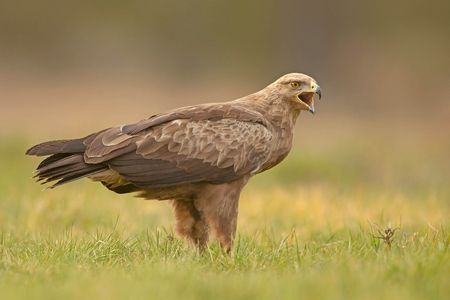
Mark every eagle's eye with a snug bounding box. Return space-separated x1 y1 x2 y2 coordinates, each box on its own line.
290 82 300 88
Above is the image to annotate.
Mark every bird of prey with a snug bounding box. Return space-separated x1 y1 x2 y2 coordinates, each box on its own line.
26 73 322 252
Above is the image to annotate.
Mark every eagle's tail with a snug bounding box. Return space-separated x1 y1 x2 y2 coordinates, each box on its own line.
26 138 87 156
26 139 107 188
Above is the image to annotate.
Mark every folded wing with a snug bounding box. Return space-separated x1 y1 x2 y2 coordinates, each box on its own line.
88 118 273 189
28 103 274 190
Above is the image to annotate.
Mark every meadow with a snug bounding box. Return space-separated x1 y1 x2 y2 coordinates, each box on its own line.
0 133 448 300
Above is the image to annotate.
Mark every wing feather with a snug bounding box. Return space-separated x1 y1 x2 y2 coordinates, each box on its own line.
105 118 272 188
79 103 273 189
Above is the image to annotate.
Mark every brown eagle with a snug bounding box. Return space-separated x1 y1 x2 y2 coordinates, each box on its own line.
26 73 321 252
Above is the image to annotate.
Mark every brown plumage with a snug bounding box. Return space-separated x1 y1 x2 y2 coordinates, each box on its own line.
26 73 322 252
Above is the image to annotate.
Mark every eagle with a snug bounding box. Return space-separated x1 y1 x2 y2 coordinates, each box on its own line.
26 73 321 252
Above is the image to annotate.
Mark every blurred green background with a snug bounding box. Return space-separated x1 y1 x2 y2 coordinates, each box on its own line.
1 0 449 136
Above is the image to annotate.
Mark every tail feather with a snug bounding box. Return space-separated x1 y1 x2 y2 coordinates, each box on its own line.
26 138 87 156
37 162 95 183
36 154 84 173
33 153 107 188
47 166 106 188
28 138 107 188
37 153 72 170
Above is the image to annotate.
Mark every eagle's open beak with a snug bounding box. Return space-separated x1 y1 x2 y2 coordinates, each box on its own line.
297 84 322 114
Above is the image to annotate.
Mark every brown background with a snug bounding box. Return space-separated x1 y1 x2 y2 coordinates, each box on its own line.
1 0 449 149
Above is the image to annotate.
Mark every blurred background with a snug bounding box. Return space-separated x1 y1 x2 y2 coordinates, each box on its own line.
0 0 449 234
1 0 449 134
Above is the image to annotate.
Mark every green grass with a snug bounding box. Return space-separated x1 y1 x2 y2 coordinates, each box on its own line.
0 136 449 300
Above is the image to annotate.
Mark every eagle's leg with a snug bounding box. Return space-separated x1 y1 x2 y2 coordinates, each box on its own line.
209 200 238 253
195 178 247 253
171 199 209 250
196 192 239 253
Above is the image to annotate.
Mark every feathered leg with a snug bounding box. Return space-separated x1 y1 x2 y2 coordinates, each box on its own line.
171 200 209 250
195 177 248 253
204 197 238 253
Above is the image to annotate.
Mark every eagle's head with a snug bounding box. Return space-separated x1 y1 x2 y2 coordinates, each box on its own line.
271 73 322 114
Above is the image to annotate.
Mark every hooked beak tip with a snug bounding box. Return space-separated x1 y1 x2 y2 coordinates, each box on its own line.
315 86 322 100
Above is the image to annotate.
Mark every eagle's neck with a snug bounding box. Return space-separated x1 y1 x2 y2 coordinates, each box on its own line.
236 91 300 170
237 91 300 131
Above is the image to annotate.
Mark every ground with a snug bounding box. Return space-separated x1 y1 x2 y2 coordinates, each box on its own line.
0 136 448 300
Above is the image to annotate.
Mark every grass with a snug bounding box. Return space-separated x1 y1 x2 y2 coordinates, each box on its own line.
0 136 448 300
